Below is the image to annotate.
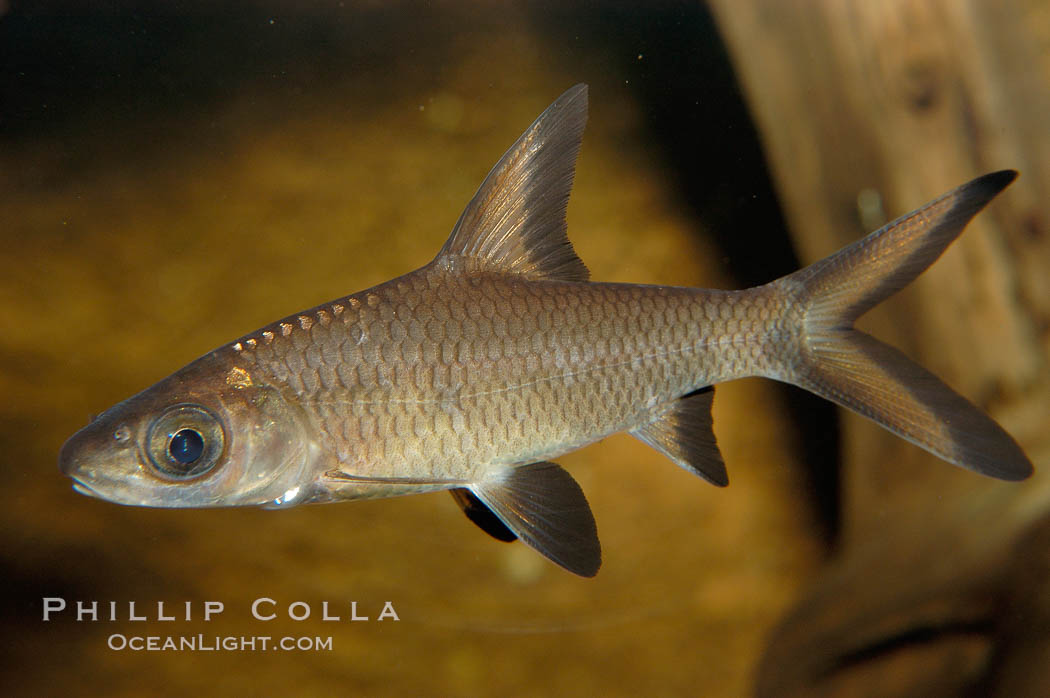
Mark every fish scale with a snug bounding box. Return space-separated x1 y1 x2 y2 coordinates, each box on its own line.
60 83 1032 577
232 271 773 488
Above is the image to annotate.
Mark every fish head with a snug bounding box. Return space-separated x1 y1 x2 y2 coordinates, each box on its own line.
58 352 320 508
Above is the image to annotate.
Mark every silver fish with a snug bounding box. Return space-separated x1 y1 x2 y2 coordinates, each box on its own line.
59 84 1033 576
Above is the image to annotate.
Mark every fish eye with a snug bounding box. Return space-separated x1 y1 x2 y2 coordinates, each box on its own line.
146 404 225 479
169 429 204 464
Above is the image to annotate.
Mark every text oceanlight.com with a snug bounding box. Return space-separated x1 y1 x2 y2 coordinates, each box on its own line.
107 634 333 652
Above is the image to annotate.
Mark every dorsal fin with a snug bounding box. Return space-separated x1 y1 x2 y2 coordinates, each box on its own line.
432 84 590 281
629 387 729 487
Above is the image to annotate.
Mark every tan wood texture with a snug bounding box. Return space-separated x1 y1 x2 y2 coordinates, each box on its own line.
708 1 1050 695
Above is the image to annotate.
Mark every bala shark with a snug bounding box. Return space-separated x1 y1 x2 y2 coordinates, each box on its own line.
59 84 1033 576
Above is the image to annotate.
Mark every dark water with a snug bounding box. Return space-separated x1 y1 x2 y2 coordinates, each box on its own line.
0 2 833 695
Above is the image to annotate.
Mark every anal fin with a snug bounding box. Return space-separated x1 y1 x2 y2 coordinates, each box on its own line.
471 461 601 577
629 386 728 487
450 488 518 542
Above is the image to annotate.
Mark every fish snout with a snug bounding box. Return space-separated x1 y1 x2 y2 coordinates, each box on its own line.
58 419 134 481
58 429 88 478
58 428 108 500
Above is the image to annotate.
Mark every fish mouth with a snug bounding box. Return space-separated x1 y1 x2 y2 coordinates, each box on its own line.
71 478 103 499
69 477 146 507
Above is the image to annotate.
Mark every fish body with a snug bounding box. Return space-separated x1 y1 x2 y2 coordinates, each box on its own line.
59 84 1033 576
235 274 762 497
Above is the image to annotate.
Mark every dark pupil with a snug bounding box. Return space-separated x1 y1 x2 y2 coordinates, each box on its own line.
169 429 204 465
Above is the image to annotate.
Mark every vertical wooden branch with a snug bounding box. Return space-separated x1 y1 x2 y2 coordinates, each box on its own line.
708 0 1050 694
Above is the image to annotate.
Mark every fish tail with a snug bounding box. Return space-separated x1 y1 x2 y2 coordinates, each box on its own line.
768 170 1032 480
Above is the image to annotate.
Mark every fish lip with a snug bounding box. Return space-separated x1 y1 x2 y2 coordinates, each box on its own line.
70 477 141 506
71 478 102 499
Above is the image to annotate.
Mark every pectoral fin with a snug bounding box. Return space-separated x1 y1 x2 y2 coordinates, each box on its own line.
629 386 728 486
471 461 601 577
450 488 518 542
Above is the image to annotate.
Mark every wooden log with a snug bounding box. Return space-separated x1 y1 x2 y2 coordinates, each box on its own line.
708 0 1050 695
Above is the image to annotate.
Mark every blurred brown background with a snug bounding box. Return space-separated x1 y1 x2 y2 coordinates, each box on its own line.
1 1 1046 696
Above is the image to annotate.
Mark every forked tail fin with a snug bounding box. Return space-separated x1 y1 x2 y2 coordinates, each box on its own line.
772 170 1032 480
